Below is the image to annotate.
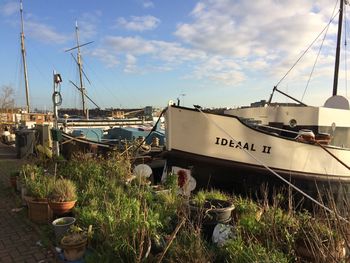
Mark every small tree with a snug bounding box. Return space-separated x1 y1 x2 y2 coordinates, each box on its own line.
0 85 15 109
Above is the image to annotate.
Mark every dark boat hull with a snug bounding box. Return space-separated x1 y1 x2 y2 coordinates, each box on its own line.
165 149 350 211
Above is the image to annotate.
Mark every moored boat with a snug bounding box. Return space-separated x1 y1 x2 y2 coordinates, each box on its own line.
164 0 350 210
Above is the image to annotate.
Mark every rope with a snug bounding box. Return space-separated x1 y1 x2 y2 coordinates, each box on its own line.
52 81 62 107
301 7 334 101
195 106 349 223
52 92 62 107
315 141 350 170
275 10 340 88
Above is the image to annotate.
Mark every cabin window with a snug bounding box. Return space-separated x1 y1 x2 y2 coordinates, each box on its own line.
289 119 297 128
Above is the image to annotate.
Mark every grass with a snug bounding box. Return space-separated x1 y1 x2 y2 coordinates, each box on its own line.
10 155 350 262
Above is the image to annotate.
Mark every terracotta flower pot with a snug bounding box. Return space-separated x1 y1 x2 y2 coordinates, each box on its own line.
48 200 76 215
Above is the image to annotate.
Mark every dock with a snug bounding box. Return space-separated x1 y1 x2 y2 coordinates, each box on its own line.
0 142 54 262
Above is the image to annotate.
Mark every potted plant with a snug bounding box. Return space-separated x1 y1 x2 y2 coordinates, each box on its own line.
21 164 53 224
48 178 77 215
52 217 76 243
189 190 235 239
60 225 89 261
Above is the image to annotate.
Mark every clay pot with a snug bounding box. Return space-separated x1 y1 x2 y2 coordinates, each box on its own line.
48 200 76 215
61 233 87 261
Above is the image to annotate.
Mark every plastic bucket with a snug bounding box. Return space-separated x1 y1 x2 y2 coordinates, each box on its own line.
52 217 76 242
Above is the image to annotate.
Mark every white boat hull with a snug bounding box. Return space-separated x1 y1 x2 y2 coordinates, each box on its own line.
165 106 350 196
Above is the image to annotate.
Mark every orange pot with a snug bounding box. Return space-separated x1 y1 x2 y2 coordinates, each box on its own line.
48 200 77 215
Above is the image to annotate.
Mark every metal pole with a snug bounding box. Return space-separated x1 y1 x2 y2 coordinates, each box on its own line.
332 0 344 96
20 0 30 113
75 22 87 119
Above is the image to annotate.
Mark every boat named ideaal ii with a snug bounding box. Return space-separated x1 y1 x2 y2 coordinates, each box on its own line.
165 105 350 197
164 0 350 210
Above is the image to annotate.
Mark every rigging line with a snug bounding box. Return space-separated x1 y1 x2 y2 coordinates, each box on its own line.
315 141 350 171
195 106 349 223
14 47 21 108
70 53 91 85
26 38 55 75
82 62 123 106
69 80 100 109
301 7 335 102
130 108 166 159
275 10 340 88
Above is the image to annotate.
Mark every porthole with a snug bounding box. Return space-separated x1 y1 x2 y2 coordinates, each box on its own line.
289 119 297 128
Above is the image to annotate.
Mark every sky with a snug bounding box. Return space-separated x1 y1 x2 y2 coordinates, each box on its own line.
0 0 349 110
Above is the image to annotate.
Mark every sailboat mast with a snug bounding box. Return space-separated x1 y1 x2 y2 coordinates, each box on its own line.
20 0 30 113
75 22 87 118
332 0 344 96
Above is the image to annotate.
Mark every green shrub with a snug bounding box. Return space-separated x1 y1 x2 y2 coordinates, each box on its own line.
192 190 229 206
21 164 52 199
49 178 77 202
165 225 214 263
218 238 289 263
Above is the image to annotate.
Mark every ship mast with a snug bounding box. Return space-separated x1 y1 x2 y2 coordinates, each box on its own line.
75 22 88 119
20 0 30 113
332 0 345 96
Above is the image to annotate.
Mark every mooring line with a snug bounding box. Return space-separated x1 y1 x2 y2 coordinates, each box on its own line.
195 107 349 223
315 141 350 171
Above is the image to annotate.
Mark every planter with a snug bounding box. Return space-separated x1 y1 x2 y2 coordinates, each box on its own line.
27 198 53 224
61 233 88 261
189 199 235 225
52 217 76 242
189 199 234 241
48 200 77 215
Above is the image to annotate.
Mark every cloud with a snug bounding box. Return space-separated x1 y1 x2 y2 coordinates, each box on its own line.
77 11 101 41
172 0 339 88
0 2 18 16
90 48 119 67
116 15 160 31
142 1 154 8
175 0 333 58
92 36 203 71
191 56 245 85
101 36 205 63
26 21 70 44
124 54 137 73
94 0 339 88
92 35 245 84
